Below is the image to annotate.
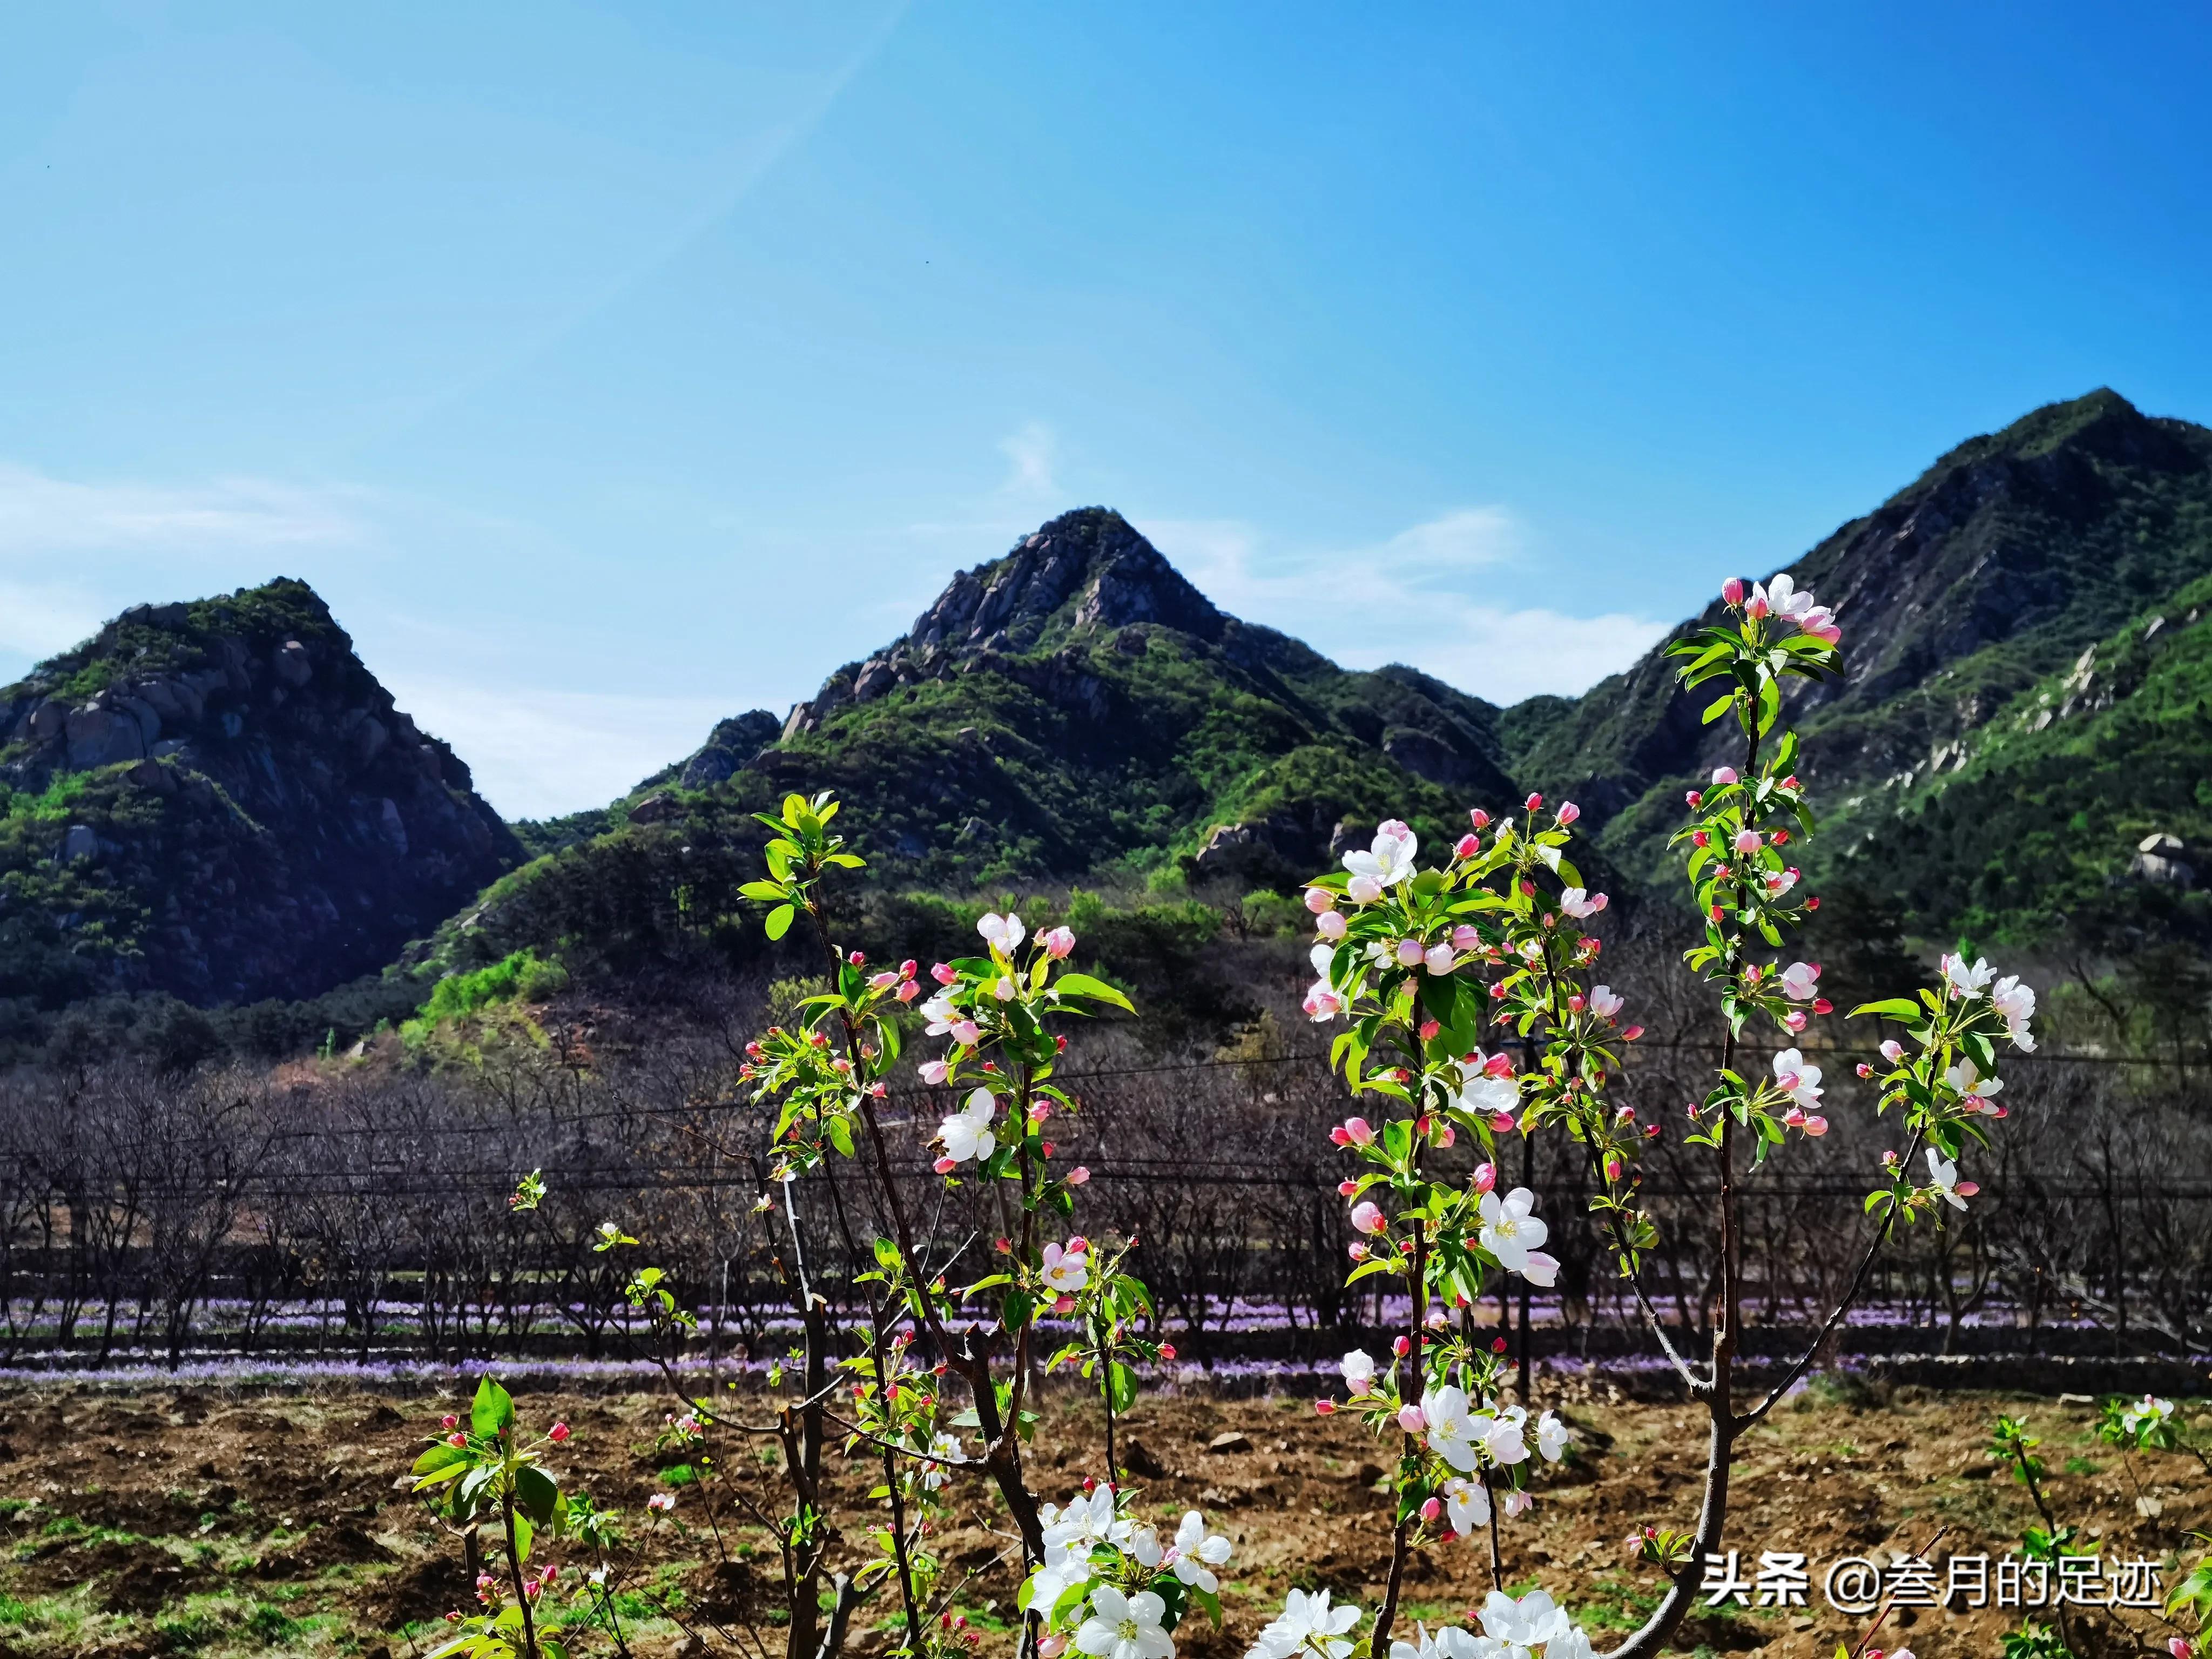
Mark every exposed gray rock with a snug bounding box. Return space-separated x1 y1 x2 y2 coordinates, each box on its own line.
377 798 409 856
274 639 314 687
629 793 680 826
2129 832 2195 887
59 825 99 862
65 704 146 767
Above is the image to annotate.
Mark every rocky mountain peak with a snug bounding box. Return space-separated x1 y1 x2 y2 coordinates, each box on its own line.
0 578 517 1006
783 509 1226 738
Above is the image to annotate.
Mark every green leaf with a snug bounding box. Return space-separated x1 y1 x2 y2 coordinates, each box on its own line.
471 1375 515 1440
1053 973 1134 1013
764 903 796 941
1700 692 1734 724
1849 998 1923 1020
515 1464 561 1526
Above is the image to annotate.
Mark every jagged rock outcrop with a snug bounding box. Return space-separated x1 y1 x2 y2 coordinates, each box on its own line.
0 579 519 1006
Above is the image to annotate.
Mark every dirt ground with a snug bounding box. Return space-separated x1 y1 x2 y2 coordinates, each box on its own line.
0 1375 2204 1659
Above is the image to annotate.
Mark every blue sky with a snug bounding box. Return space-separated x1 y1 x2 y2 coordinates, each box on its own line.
4 4 2208 817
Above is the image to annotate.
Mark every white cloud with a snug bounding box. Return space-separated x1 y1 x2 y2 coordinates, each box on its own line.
374 673 734 822
0 463 366 556
996 422 1060 500
1140 509 1669 705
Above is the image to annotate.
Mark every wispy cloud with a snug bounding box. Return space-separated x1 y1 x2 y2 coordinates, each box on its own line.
370 673 735 821
996 421 1061 500
1140 509 1668 705
0 463 366 555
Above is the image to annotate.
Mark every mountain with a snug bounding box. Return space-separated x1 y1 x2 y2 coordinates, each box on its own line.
586 506 1523 888
0 580 519 1009
1505 389 2212 906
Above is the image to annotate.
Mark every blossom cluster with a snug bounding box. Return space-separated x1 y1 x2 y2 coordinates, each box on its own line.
1020 1481 1236 1659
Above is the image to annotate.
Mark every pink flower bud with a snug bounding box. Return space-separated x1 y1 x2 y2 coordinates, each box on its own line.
1397 936 1426 967
896 980 921 1002
1314 1399 1337 1415
1067 1166 1090 1186
1474 1162 1496 1194
933 1156 956 1174
549 1422 570 1442
1392 1334 1412 1357
1158 1342 1176 1360
1342 1116 1375 1146
1435 1124 1455 1148
1420 1496 1442 1521
1351 1201 1386 1235
1525 793 1542 812
1722 577 1744 606
1418 1017 1441 1040
1880 1039 1904 1063
1397 1404 1427 1434
448 1433 467 1447
1685 790 1702 808
1733 829 1761 856
1556 801 1580 825
1454 833 1480 859
1566 993 1584 1013
1451 925 1480 953
1305 887 1336 913
1856 1062 1873 1078
1745 592 1770 619
1712 766 1738 785
1804 1115 1828 1136
1348 1242 1368 1262
1785 1010 1808 1033
1622 1024 1644 1041
1692 830 1710 848
1041 927 1076 959
950 1020 981 1046
1813 998 1832 1015
442 1414 459 1429
1338 1179 1359 1196
848 949 866 967
930 962 957 984
1491 1111 1516 1132
1469 808 1491 830
1955 1180 1979 1197
1604 1156 1622 1182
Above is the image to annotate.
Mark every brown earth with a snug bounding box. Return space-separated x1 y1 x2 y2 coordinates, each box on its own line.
0 1378 2203 1658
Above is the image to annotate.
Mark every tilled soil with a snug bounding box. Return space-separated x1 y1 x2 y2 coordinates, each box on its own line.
0 1378 2204 1658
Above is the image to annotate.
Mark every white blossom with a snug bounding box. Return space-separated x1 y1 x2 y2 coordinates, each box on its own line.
1042 1240 1091 1295
938 1088 999 1163
1249 1587 1361 1659
1422 1385 1481 1473
1442 1474 1489 1535
1945 1057 2004 1113
979 911 1027 952
1771 1048 1823 1110
1476 1588 1570 1651
1341 1350 1377 1396
1477 1188 1549 1274
1534 1411 1570 1462
1941 953 1995 999
1992 974 2037 1049
1558 888 1608 920
1343 821 1418 891
1076 1586 1172 1659
1167 1510 1232 1591
1925 1149 1974 1211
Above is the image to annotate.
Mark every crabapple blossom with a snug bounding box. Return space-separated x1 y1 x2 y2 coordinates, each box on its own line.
1041 1240 1091 1296
1442 1474 1490 1535
1479 1588 1570 1651
1721 577 1745 606
1041 926 1077 959
1732 829 1762 856
1397 937 1427 967
647 1492 676 1513
951 1019 981 1047
1992 974 2037 1049
1305 887 1335 914
1076 1586 1172 1659
1477 1186 1549 1274
1449 1063 1521 1121
1535 1411 1571 1462
931 961 958 984
1421 1385 1480 1472
1556 801 1581 825
1424 942 1457 975
1880 1038 1905 1064
1500 1488 1534 1520
1586 984 1623 1020
938 1088 998 1164
1777 961 1820 1001
1346 874 1384 906
1558 887 1608 919
1397 1404 1428 1434
1771 1048 1823 1110
1350 1201 1387 1235
1941 953 1996 998
1249 1587 1361 1659
1168 1510 1233 1591
1344 820 1419 891
1946 1057 2004 1113
1711 765 1738 785
1316 908 1348 940
1753 572 1816 622
1341 1350 1377 1395
1926 1149 1978 1211
979 912 1026 952
1333 1116 1375 1147
919 1059 950 1085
